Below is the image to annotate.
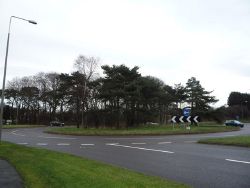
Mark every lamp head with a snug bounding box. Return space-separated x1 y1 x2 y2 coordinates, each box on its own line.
28 20 37 24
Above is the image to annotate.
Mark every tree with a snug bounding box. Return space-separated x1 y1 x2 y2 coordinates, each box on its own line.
19 86 39 124
173 83 187 108
100 64 141 128
74 55 100 127
185 77 218 113
227 92 250 119
228 92 250 107
7 78 24 124
44 73 61 121
138 76 175 124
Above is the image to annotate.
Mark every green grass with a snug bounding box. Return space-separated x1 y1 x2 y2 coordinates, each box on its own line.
46 123 240 136
2 125 45 129
198 135 250 147
0 142 188 188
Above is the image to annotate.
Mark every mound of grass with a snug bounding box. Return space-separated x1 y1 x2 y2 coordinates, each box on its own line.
198 135 250 147
0 141 188 188
3 125 45 129
46 124 239 136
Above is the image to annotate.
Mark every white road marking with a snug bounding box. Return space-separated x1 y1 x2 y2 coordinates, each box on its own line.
37 143 48 146
158 142 172 144
17 143 28 145
57 143 70 146
224 135 236 137
131 143 146 145
80 144 95 146
38 136 76 140
105 143 119 145
107 144 174 154
11 130 25 137
226 159 250 164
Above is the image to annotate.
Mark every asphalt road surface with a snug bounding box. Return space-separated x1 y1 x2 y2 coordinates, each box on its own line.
3 124 250 188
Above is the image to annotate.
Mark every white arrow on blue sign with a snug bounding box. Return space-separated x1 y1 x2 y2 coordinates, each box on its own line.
183 107 191 117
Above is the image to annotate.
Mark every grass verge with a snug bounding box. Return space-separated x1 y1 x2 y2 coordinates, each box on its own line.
0 141 188 188
198 135 250 147
3 125 45 129
46 124 240 136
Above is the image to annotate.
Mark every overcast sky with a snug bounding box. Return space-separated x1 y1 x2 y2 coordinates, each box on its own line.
1 0 250 107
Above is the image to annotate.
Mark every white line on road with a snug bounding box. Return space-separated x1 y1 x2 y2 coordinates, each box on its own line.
131 143 146 145
224 135 236 137
226 159 250 164
11 130 25 137
38 136 76 140
80 144 95 146
57 143 70 146
105 143 119 145
17 143 28 145
158 142 172 144
37 143 48 146
107 144 174 154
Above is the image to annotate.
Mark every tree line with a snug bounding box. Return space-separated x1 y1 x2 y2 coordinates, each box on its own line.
2 55 218 128
226 92 250 119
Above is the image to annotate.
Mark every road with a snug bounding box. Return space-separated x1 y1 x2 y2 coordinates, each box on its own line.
3 124 250 188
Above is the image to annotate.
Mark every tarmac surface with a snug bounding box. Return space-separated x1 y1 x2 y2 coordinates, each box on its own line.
0 159 23 188
2 124 250 188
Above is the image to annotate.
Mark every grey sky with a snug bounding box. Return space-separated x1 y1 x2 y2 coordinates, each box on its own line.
1 0 250 107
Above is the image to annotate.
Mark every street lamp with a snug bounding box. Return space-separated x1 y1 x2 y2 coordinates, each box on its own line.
0 16 37 142
241 100 248 120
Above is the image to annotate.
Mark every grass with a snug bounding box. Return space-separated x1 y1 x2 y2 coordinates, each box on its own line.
198 135 250 147
46 123 240 136
0 142 188 188
2 125 45 129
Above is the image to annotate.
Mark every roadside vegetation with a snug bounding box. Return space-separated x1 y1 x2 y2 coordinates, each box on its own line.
3 56 219 129
3 55 249 130
3 125 45 129
198 135 250 147
0 142 188 188
46 123 239 136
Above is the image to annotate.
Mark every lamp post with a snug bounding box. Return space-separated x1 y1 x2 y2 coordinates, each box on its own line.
0 16 37 142
241 100 248 120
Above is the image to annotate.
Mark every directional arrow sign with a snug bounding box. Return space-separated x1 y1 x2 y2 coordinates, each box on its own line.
193 116 199 123
179 116 184 123
171 116 200 123
171 116 177 123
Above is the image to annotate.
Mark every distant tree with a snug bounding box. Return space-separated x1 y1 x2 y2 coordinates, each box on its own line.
7 78 23 124
228 92 250 108
173 83 187 108
227 92 250 119
19 86 39 124
100 64 141 128
138 76 175 124
74 55 100 127
44 73 61 121
185 77 218 113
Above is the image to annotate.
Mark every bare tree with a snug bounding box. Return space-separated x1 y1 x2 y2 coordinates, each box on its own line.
7 78 23 124
74 55 100 127
74 55 99 81
45 72 61 121
34 72 48 112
